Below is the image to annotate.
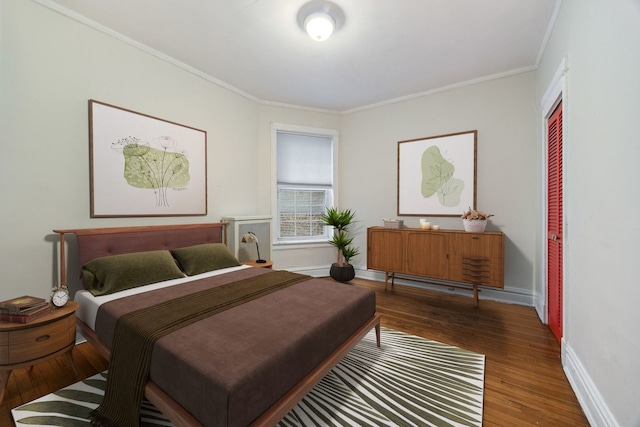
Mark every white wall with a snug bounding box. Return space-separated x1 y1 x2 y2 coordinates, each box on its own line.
536 1 640 426
340 73 540 301
1 0 261 297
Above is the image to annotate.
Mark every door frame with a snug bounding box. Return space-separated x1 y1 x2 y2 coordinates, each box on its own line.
538 58 568 334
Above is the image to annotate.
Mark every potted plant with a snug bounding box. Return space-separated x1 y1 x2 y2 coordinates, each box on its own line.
321 207 360 282
461 207 494 232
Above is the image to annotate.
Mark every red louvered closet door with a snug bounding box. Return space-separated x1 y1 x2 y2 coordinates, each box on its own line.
547 102 563 343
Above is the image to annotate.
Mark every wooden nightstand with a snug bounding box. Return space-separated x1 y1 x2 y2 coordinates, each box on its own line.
242 260 273 269
0 301 78 405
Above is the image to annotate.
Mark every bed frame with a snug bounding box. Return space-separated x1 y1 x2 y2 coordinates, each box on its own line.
54 223 380 427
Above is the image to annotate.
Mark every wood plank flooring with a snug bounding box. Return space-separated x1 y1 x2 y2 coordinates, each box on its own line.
1 278 590 426
352 279 589 426
0 339 108 427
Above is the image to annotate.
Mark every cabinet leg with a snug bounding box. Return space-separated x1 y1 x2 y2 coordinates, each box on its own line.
473 285 479 308
384 271 396 291
384 272 396 291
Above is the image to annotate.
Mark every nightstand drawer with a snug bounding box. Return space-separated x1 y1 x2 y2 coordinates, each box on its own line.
3 315 74 365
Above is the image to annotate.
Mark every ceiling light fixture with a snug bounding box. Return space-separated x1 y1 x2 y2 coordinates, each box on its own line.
304 12 335 41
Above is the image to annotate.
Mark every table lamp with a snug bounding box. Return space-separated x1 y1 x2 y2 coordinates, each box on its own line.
241 231 266 263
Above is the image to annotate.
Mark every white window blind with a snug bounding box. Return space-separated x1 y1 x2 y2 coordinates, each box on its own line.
276 131 334 242
276 132 333 185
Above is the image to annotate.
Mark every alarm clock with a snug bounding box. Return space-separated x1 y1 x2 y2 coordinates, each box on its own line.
51 284 70 308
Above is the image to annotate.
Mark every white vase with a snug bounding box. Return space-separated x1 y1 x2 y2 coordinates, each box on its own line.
463 219 487 232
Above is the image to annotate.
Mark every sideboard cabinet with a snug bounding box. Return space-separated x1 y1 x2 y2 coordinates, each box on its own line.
367 227 504 306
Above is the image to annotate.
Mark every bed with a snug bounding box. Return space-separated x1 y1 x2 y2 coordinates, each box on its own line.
54 223 380 427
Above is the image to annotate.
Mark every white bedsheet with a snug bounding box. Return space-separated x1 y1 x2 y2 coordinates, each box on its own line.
74 265 251 331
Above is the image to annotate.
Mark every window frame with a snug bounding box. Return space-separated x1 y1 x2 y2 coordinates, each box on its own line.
271 123 339 246
276 185 333 243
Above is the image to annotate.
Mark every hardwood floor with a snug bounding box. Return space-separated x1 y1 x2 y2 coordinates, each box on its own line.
0 338 108 427
352 279 590 426
1 278 589 426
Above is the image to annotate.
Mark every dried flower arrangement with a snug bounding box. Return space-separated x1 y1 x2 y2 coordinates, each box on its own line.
461 207 494 221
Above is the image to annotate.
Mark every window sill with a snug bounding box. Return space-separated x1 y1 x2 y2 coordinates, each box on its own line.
274 240 330 250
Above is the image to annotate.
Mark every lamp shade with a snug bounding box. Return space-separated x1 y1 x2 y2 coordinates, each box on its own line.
241 232 258 244
304 12 335 41
241 232 266 263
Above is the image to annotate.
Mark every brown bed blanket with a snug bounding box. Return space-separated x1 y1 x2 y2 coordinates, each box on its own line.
91 270 311 427
91 267 376 426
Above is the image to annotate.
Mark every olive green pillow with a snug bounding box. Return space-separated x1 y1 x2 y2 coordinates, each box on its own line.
171 243 241 276
82 250 185 296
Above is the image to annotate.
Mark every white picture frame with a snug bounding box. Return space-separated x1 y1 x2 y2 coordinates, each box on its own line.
89 100 207 217
398 130 477 216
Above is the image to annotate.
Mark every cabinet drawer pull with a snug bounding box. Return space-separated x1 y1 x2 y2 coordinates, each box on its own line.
36 334 51 342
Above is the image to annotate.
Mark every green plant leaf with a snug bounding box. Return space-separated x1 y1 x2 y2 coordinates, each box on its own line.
342 246 360 264
437 177 464 207
321 207 356 231
328 231 353 250
421 146 455 198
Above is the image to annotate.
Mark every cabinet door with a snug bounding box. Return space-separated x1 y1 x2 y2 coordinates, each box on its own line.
450 233 504 288
405 232 448 279
367 228 405 273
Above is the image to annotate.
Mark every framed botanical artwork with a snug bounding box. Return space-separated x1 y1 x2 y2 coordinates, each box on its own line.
397 130 477 216
89 100 207 217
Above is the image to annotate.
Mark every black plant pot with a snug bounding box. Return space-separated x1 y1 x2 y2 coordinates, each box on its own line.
330 263 355 282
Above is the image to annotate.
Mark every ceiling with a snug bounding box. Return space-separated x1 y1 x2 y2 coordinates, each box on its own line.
43 0 559 112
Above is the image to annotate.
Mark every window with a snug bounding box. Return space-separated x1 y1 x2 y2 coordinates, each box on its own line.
278 188 329 239
273 126 337 243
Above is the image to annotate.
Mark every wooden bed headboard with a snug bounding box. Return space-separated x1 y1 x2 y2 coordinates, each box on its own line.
53 222 228 286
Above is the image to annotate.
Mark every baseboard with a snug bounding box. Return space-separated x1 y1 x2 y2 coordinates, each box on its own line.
354 268 534 306
534 292 546 323
284 265 334 277
285 264 534 306
76 329 87 345
563 343 619 427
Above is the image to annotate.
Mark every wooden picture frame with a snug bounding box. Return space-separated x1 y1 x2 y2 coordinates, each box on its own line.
398 130 477 216
89 100 207 217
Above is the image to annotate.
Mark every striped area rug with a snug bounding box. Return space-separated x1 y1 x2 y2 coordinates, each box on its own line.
12 328 484 427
